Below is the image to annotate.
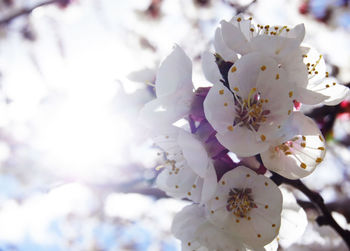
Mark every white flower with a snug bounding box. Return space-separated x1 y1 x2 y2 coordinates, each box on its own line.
260 112 326 179
203 52 294 157
205 166 283 249
139 45 194 129
154 127 217 203
205 14 349 106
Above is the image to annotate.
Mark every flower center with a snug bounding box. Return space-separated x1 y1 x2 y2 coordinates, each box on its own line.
233 88 270 132
226 188 257 218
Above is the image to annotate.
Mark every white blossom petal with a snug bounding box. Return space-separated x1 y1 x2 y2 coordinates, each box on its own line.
155 45 193 97
214 27 239 62
216 126 269 157
201 163 218 204
203 84 236 134
278 187 308 248
201 51 222 85
156 165 203 202
178 130 209 178
139 92 193 129
221 20 251 55
261 112 326 179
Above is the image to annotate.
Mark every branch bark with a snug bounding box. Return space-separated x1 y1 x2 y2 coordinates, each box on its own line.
0 0 58 26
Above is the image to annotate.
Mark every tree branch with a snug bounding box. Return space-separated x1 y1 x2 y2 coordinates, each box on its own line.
0 0 58 26
271 173 350 249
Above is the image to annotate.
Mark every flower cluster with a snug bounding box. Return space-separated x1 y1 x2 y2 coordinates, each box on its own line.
139 14 349 250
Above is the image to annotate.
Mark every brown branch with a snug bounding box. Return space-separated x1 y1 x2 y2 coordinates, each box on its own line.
271 173 350 250
0 0 58 26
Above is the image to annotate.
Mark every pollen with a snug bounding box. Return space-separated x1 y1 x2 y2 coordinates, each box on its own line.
318 147 325 150
227 125 234 131
192 184 196 188
257 234 261 238
288 110 291 115
224 102 228 107
222 181 226 185
300 142 306 148
211 210 214 214
219 89 224 95
276 74 280 80
333 82 336 86
265 205 269 209
302 135 306 141
175 185 179 189
231 66 237 72
289 91 293 98
316 158 323 163
215 196 219 200
233 87 239 91
187 192 191 196
188 242 191 246
248 216 251 220
246 174 251 178
264 182 268 186
226 188 256 218
260 134 266 141
319 135 324 142
237 17 242 22
300 163 307 169
272 224 276 227
260 65 267 71
250 28 254 32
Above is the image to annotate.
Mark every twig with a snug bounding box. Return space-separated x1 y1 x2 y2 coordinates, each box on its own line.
0 0 58 26
271 173 350 250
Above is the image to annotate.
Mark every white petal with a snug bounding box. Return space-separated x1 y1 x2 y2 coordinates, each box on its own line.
216 126 269 157
227 52 263 98
229 14 256 42
201 51 222 85
278 187 308 248
178 130 209 178
261 112 326 179
214 27 239 62
295 85 328 105
284 24 305 44
152 127 180 153
171 204 205 242
256 63 294 139
203 84 236 134
221 20 251 55
201 163 218 204
316 78 350 106
139 91 193 129
250 35 300 61
156 165 202 202
155 45 193 97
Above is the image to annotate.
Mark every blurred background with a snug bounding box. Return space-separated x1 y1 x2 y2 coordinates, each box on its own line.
0 0 350 250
